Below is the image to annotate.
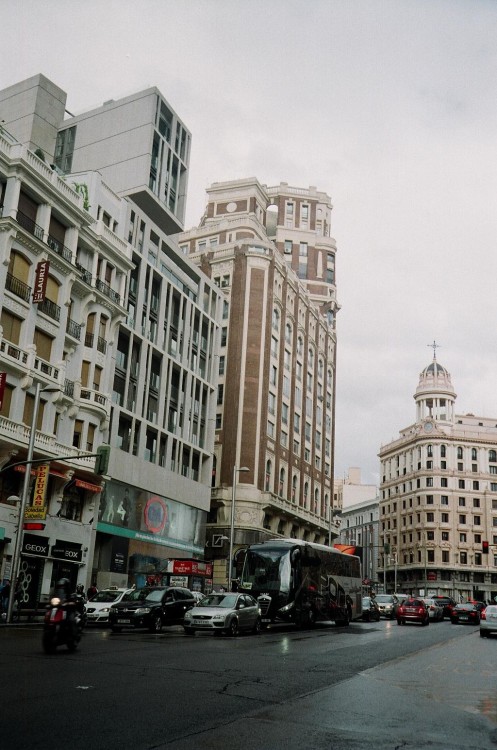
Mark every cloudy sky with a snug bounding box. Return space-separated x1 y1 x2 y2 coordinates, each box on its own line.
4 0 497 485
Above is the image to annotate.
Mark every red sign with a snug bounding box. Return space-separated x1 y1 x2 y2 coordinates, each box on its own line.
0 372 6 409
167 560 213 577
32 260 49 303
143 495 168 534
427 571 437 581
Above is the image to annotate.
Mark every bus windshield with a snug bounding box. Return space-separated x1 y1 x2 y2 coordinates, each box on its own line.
240 548 291 593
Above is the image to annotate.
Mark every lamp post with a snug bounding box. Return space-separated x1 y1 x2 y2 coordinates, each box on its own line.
328 505 341 547
228 465 249 591
6 382 59 623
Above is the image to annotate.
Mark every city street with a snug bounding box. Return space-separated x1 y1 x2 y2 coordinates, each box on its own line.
2 617 497 749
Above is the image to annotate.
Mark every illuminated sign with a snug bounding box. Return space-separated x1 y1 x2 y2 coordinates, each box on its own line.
143 495 168 534
25 463 49 520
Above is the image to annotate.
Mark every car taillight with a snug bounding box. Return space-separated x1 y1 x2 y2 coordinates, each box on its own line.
481 611 486 620
418 607 424 614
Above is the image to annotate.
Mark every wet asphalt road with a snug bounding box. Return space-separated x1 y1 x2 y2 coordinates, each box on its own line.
2 617 497 749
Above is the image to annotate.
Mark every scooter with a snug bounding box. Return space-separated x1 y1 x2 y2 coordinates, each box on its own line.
42 597 82 654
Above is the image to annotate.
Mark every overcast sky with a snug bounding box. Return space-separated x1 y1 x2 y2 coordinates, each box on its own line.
4 0 497 485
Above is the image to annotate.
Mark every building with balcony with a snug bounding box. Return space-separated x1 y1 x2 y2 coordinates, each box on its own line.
379 352 497 601
0 74 220 602
179 177 340 587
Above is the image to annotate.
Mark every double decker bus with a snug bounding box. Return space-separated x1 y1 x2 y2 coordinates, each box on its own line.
238 539 362 627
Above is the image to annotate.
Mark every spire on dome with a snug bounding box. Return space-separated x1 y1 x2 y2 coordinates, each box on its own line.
427 340 441 361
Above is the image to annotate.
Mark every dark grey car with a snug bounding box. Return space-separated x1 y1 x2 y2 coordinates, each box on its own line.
109 587 196 633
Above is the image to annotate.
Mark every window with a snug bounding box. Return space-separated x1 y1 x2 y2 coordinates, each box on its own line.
490 450 497 463
442 550 449 563
441 531 449 541
475 553 482 566
474 516 481 526
459 497 466 507
459 514 466 524
460 552 467 564
458 479 465 489
426 477 433 487
441 495 448 505
457 447 463 460
440 477 448 487
284 240 292 254
473 497 480 508
441 513 449 523
473 481 479 490
299 242 308 257
427 512 434 522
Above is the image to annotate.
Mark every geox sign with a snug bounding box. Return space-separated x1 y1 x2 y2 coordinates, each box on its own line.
33 260 49 303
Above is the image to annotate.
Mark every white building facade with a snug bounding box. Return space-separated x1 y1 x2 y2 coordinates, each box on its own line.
379 354 497 601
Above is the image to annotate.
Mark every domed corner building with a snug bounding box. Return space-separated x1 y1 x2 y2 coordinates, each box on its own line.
379 352 497 602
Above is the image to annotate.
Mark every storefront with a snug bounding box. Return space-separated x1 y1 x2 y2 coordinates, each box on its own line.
93 480 206 589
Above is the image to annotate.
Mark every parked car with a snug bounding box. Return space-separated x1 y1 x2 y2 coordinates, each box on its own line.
183 592 261 636
191 591 206 603
430 595 456 619
85 587 134 625
396 598 430 626
450 602 481 625
467 599 486 612
480 604 497 637
361 596 381 622
374 594 399 619
421 598 444 621
109 587 196 633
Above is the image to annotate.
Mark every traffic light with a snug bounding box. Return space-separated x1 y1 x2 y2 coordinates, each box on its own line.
95 444 111 474
482 540 489 554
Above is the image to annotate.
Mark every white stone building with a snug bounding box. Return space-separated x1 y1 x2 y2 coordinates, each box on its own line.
379 353 497 601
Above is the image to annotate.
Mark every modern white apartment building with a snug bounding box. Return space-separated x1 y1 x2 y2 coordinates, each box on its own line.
379 353 497 601
180 177 340 586
0 74 220 603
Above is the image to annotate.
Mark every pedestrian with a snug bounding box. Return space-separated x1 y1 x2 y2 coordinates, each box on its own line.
87 582 98 599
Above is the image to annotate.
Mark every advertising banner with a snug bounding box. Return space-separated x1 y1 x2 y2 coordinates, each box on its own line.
24 463 49 520
32 260 49 303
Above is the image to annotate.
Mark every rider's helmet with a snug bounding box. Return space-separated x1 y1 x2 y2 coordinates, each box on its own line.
54 578 71 601
76 584 84 596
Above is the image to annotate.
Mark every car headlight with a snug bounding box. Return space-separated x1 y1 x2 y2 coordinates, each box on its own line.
100 607 110 613
110 607 118 613
184 612 192 620
213 614 226 620
135 607 151 615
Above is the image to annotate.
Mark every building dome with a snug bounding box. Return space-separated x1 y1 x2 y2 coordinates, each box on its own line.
414 354 456 424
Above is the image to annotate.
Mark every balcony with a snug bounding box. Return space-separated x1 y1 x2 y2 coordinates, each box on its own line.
16 210 44 241
66 318 82 340
95 278 120 304
5 272 31 302
46 234 73 263
37 298 61 322
76 263 92 285
0 339 28 365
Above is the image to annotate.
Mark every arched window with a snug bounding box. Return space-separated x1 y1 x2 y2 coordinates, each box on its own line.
490 450 497 463
308 348 314 368
297 336 303 356
292 475 298 503
8 250 31 285
265 460 272 492
279 467 285 497
472 448 477 461
303 481 309 508
285 322 292 344
440 444 446 458
314 488 319 514
272 308 280 331
457 446 463 460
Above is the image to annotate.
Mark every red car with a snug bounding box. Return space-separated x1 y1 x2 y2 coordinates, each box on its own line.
450 603 481 625
397 598 430 626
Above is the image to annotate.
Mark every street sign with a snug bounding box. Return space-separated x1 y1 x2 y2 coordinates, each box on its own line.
212 534 225 548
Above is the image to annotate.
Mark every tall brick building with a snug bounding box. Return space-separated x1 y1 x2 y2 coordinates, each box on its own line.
180 178 340 586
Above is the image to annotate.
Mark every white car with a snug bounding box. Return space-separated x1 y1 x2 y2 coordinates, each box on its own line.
85 588 134 625
480 604 497 637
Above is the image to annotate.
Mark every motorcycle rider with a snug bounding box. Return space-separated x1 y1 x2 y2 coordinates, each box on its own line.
53 578 80 636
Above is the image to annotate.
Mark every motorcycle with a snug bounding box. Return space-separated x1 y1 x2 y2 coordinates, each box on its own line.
42 597 83 654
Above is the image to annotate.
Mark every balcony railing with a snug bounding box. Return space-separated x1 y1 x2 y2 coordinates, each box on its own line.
16 210 44 240
95 278 120 304
85 332 94 347
0 340 29 364
66 318 82 340
5 272 31 302
80 388 108 408
37 297 61 322
96 336 107 354
47 234 73 263
64 379 75 398
76 263 92 285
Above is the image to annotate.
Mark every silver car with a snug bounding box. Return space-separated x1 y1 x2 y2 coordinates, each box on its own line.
183 593 261 636
421 598 444 621
374 594 399 619
480 604 497 637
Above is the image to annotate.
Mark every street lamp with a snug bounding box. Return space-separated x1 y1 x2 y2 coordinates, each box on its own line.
6 382 59 623
228 465 249 591
328 505 341 547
